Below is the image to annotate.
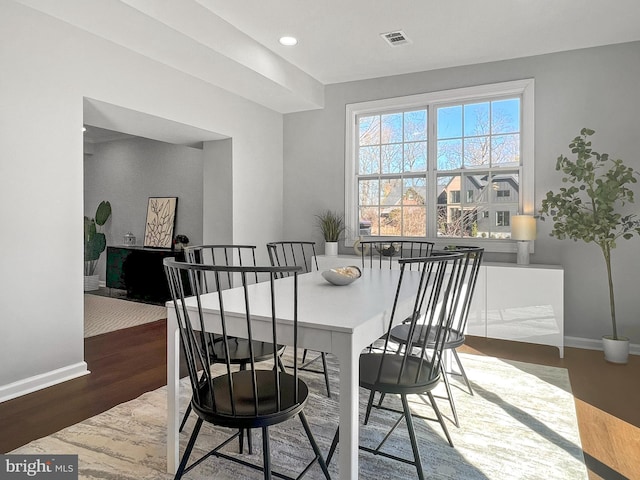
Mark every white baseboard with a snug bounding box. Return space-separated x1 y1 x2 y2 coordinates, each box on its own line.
0 362 90 404
565 336 640 356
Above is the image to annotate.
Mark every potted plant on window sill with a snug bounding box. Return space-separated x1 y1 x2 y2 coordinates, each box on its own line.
84 200 112 291
316 210 345 256
539 129 640 363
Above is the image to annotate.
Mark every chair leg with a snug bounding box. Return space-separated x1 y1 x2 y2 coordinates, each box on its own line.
426 392 454 447
237 363 254 454
262 426 272 480
326 427 339 466
238 428 253 455
277 354 287 373
179 403 192 433
298 349 331 399
401 395 425 480
452 349 473 395
321 352 332 398
363 390 376 425
174 417 203 480
299 411 332 479
440 363 459 427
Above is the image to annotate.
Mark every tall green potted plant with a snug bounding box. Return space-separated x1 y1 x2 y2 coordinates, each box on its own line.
316 210 345 256
84 200 112 291
539 129 640 363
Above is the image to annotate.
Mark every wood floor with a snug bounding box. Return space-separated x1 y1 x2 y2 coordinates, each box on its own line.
1 321 638 480
461 337 640 480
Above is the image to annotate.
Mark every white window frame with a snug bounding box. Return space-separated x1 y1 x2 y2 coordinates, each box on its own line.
344 79 535 253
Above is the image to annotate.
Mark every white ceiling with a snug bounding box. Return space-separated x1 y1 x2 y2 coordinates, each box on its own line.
18 0 640 117
200 0 640 84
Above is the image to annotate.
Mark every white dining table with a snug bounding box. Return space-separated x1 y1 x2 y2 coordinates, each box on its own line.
166 267 422 479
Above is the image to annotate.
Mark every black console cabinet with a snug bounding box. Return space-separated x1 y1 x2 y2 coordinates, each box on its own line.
106 246 184 304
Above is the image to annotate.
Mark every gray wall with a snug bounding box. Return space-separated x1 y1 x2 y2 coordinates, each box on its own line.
283 41 640 344
84 136 204 282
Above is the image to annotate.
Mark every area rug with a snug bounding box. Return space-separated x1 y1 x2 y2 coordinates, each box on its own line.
10 353 587 479
84 294 167 338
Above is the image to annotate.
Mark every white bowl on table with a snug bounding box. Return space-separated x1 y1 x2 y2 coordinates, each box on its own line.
321 266 362 286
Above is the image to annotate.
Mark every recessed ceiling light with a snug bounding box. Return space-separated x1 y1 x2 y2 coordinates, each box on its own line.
279 36 298 46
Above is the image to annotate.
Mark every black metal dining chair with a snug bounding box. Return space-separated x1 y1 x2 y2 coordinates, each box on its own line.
178 245 287 444
358 240 435 269
266 241 332 398
164 258 332 480
388 246 484 427
358 239 435 354
326 253 465 480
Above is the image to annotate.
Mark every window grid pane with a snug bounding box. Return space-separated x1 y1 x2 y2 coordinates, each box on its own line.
359 116 380 146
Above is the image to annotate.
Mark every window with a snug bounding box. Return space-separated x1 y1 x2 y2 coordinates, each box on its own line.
466 190 474 203
345 79 534 251
496 211 510 227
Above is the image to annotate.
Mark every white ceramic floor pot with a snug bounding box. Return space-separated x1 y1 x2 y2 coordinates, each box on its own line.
84 274 100 291
602 335 630 364
324 241 338 256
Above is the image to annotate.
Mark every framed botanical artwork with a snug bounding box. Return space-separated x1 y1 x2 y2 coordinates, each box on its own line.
143 197 178 248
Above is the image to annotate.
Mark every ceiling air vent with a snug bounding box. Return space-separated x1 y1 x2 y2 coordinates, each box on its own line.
380 30 411 47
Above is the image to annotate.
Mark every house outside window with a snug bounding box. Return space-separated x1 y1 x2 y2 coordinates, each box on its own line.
345 79 534 251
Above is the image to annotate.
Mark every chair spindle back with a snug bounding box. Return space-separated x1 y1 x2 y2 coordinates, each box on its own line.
377 253 464 386
266 241 318 277
359 240 435 270
184 245 258 291
164 258 302 418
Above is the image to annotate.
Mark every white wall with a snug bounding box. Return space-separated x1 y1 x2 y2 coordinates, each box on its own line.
84 137 205 282
283 41 640 344
203 139 234 248
0 2 284 399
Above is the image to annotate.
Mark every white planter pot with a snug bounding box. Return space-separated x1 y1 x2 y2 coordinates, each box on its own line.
84 274 100 292
324 242 338 256
602 335 630 364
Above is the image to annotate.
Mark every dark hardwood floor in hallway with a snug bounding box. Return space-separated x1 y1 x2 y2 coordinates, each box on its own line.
0 319 170 454
1 321 638 480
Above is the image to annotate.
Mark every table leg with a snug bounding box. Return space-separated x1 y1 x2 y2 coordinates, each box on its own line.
334 336 359 480
167 308 180 474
